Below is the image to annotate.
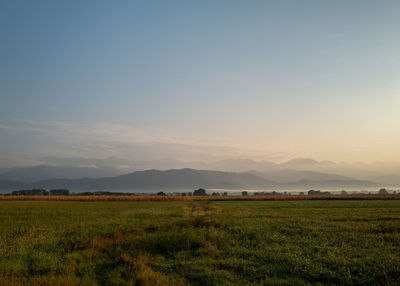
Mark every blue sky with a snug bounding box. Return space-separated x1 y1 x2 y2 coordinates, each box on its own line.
1 1 400 166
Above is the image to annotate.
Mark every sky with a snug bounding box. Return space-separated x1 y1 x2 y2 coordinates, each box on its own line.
1 0 400 167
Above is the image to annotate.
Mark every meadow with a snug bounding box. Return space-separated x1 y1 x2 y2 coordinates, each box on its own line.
0 199 399 285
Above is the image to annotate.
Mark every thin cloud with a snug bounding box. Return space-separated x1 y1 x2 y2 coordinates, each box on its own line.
1 119 279 164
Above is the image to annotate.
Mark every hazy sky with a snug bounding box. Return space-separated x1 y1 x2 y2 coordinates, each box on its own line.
1 0 400 166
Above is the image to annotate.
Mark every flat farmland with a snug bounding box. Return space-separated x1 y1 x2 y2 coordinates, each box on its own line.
0 200 399 285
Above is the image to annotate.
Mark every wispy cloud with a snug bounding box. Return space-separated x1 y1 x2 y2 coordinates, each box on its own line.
0 119 282 165
14 119 213 146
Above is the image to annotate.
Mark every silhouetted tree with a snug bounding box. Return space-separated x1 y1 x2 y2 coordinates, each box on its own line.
50 189 70 196
379 188 388 195
77 192 95 196
157 191 166 196
193 188 207 196
308 190 332 195
241 191 248 196
12 189 48 196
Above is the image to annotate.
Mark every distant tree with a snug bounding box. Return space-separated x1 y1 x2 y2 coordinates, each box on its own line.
181 192 186 196
241 191 248 196
212 192 220 196
193 188 207 196
77 192 95 196
223 192 228 196
157 191 166 196
308 190 317 195
50 189 70 196
379 188 388 195
12 189 48 196
341 190 348 195
32 189 49 196
299 192 305 196
308 190 332 195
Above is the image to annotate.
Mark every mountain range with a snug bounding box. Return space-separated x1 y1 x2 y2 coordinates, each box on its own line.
2 156 400 183
0 168 382 193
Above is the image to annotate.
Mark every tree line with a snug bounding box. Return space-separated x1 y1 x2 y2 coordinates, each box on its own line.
1 188 396 196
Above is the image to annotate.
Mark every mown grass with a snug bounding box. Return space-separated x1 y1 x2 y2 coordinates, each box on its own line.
0 200 399 285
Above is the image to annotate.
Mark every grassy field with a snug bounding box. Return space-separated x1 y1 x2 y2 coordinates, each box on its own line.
0 200 400 285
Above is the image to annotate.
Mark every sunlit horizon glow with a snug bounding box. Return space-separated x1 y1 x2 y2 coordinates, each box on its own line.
1 1 400 166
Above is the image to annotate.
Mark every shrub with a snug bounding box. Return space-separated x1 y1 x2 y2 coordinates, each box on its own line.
194 189 207 196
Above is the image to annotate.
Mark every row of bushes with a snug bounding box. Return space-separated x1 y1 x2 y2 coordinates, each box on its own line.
10 189 70 196
3 188 394 197
4 189 209 197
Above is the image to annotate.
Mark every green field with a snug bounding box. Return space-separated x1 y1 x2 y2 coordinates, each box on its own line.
1 200 400 285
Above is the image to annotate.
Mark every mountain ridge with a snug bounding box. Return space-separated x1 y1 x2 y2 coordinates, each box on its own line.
0 168 382 193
